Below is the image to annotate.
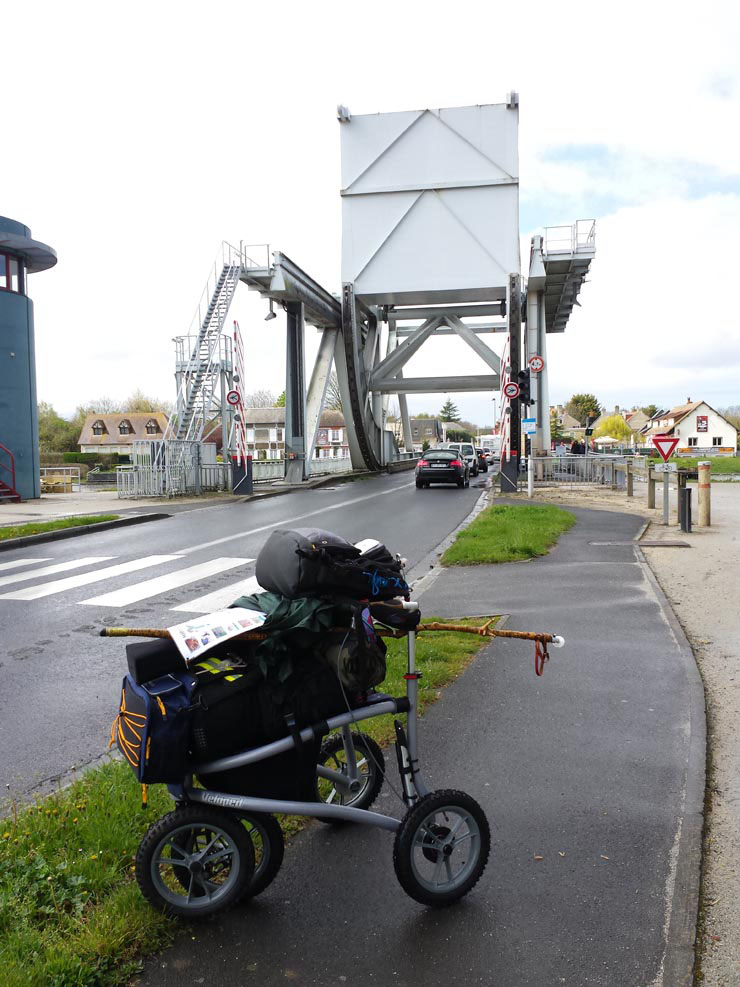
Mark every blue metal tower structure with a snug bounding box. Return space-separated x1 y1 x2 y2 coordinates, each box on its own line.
0 216 57 500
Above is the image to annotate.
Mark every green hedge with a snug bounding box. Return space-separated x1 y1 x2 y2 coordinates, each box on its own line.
62 452 130 466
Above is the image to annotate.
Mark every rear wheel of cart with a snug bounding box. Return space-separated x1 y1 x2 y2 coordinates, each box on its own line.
239 812 284 898
393 790 490 907
136 806 254 918
315 732 385 820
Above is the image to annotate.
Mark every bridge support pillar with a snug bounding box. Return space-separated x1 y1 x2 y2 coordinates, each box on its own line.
500 273 522 493
284 302 306 483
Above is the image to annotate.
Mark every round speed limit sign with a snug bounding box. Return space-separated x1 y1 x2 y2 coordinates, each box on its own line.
503 381 520 400
528 354 545 373
226 390 240 406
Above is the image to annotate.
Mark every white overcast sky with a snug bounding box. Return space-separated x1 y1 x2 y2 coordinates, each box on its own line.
5 0 740 426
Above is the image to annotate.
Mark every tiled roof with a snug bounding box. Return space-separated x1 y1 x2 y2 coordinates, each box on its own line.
77 412 169 446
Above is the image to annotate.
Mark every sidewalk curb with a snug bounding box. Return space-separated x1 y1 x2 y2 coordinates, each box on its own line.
635 543 706 986
240 470 369 502
408 481 492 597
0 513 171 552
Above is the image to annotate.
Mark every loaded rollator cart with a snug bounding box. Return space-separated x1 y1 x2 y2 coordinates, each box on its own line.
107 529 563 917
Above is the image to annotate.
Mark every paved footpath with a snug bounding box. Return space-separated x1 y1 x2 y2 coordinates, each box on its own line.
136 504 703 987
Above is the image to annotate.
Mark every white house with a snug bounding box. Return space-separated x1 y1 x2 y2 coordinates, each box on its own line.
642 400 738 457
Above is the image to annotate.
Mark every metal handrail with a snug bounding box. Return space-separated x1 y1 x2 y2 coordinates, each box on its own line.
0 442 17 490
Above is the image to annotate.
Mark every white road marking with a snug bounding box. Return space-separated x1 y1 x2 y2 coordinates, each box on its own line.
0 558 52 573
0 556 180 601
171 573 263 613
175 480 416 555
0 557 115 589
79 557 251 608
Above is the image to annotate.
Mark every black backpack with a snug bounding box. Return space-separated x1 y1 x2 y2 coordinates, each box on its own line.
255 528 409 601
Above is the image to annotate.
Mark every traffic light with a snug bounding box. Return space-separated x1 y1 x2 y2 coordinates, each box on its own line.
517 370 533 405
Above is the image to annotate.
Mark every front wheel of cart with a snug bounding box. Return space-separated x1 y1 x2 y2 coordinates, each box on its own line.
315 732 385 821
393 790 490 907
136 806 254 918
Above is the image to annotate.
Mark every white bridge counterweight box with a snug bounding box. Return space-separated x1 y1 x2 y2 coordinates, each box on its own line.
340 102 520 306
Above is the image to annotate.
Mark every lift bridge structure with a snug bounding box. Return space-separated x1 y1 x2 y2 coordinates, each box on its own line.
149 96 594 496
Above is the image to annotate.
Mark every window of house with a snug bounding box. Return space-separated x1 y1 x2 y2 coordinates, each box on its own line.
331 429 342 442
92 420 106 436
118 421 132 435
687 437 698 447
712 436 723 446
276 428 283 442
145 419 158 435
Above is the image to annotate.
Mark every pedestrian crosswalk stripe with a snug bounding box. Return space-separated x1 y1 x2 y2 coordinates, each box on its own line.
0 558 52 573
79 557 252 608
171 571 262 613
0 557 115 589
0 556 181 601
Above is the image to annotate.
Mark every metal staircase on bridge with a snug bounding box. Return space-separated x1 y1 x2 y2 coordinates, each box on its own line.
170 246 242 442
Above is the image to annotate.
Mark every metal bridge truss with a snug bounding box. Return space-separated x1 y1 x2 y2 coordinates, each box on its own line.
160 241 515 488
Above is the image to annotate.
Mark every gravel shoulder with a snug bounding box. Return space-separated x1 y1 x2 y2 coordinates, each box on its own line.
524 482 740 985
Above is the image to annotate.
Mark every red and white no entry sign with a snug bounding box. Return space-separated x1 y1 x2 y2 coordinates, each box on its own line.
226 390 241 407
503 381 520 400
652 434 679 462
528 354 545 373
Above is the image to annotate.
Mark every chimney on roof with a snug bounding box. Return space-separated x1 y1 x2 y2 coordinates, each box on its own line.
614 405 619 413
687 397 691 403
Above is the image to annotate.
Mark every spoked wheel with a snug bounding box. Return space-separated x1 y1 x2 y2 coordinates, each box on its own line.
393 790 490 907
239 813 284 898
136 806 254 918
315 732 385 821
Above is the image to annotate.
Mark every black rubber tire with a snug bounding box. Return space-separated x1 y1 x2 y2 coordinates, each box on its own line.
415 480 424 489
465 474 470 488
315 732 385 822
136 806 254 919
239 813 284 898
393 790 490 907
457 477 465 488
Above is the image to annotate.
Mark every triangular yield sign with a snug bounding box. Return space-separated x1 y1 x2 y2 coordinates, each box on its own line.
652 434 679 462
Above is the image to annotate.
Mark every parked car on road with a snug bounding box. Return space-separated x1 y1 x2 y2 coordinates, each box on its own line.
415 448 470 489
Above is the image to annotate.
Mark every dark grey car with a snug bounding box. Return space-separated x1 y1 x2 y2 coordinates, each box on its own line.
415 448 470 489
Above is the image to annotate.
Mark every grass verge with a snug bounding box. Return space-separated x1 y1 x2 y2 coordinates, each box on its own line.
0 617 494 987
441 502 576 565
0 515 120 541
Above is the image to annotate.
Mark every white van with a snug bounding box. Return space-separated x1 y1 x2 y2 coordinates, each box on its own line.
445 442 479 476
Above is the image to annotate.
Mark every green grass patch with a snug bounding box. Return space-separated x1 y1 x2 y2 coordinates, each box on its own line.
0 515 120 541
0 618 493 985
441 503 576 565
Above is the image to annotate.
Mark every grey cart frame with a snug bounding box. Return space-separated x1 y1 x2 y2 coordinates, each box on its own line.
167 610 428 830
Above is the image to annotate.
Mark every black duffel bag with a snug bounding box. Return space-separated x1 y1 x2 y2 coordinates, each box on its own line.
255 527 408 601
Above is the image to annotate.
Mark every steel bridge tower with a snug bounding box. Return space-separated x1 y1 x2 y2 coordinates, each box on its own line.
166 97 594 491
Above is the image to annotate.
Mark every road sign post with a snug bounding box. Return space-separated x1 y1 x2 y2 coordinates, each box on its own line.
652 435 680 525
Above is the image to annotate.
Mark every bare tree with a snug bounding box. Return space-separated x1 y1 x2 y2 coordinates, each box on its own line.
242 389 277 408
325 372 343 412
123 389 173 415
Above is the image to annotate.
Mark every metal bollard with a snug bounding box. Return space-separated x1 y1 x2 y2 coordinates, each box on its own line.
647 466 656 509
679 486 692 532
697 461 711 526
